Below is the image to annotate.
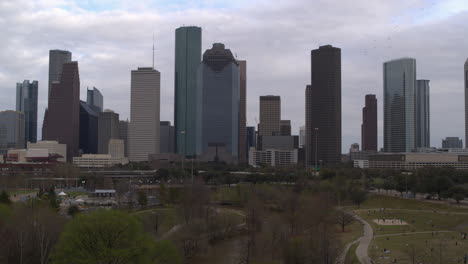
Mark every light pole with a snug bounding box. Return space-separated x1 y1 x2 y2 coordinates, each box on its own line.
314 128 319 172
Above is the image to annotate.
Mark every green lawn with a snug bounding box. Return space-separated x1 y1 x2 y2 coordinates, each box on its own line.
338 220 363 246
355 195 468 264
369 232 468 264
344 242 360 264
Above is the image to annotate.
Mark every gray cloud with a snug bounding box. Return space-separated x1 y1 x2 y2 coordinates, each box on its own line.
0 0 467 152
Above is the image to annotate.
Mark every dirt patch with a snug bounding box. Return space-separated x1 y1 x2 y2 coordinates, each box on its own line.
373 219 408 226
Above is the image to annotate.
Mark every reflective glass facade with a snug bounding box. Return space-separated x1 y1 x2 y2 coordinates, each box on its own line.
16 80 38 145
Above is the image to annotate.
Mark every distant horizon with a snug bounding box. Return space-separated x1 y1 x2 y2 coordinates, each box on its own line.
1 0 468 152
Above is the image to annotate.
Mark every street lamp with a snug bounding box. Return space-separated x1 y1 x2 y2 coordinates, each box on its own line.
314 128 319 173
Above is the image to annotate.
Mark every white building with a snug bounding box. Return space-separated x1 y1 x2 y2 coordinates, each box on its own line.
27 140 66 162
129 67 160 162
108 138 125 159
249 148 298 167
73 154 128 168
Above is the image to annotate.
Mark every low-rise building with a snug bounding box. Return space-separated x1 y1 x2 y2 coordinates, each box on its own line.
73 154 128 168
27 141 66 162
354 152 468 170
249 148 298 167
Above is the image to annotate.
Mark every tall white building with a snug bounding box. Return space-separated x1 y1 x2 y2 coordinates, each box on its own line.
129 67 160 162
383 58 416 152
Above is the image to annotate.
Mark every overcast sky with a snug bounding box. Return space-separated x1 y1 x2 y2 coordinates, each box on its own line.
1 0 467 152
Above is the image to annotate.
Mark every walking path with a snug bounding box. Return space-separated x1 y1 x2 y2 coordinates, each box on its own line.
336 212 373 264
355 208 468 215
374 230 454 238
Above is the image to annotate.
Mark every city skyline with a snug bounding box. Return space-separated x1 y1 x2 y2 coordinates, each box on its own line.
1 0 468 152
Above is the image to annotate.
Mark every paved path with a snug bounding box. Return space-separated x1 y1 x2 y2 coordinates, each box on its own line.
374 230 454 238
355 208 468 215
336 238 360 264
354 214 373 264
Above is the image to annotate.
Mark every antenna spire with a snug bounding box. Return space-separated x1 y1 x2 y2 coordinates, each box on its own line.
152 33 155 69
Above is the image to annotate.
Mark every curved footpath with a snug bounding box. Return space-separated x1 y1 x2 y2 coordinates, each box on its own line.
354 214 373 264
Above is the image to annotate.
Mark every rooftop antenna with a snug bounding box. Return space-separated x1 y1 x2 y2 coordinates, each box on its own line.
152 33 155 69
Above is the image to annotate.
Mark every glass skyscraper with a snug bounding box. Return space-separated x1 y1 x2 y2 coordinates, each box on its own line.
16 80 38 145
383 58 416 152
196 43 240 160
174 26 202 157
416 80 430 149
87 87 103 112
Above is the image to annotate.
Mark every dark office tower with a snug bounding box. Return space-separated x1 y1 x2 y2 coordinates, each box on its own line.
238 60 247 163
280 120 291 136
305 45 341 167
87 87 103 112
16 80 38 145
361 94 377 151
98 110 120 154
197 43 240 161
465 59 468 148
48 50 72 99
79 101 98 154
383 58 416 152
174 26 202 157
119 120 128 157
42 62 80 161
259 96 281 136
416 80 430 148
160 121 175 153
246 126 256 151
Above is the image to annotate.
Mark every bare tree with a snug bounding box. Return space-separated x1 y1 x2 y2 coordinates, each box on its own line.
335 210 355 232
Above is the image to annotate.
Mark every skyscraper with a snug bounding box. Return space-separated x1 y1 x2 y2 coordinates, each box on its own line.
42 61 80 161
442 137 463 149
129 67 160 162
246 126 256 151
306 45 341 167
48 50 71 98
259 95 281 136
79 101 98 154
238 60 247 163
16 80 38 145
87 87 103 112
197 43 240 161
299 125 306 148
280 120 291 136
465 59 468 148
361 94 377 151
98 110 120 154
119 120 129 157
416 80 430 149
160 121 175 153
383 58 416 152
0 111 25 155
174 26 202 157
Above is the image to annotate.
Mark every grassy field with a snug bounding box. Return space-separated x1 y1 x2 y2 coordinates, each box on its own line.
338 220 363 246
344 242 360 264
355 195 468 264
134 207 179 237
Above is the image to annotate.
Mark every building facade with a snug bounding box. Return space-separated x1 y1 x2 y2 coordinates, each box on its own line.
98 110 120 154
259 95 281 136
87 87 103 112
464 59 468 148
197 43 240 162
246 126 256 155
249 148 298 167
160 121 175 153
260 135 295 151
238 60 247 163
306 45 342 167
108 138 125 158
129 67 160 162
174 26 202 157
280 120 291 136
119 120 128 157
442 137 463 149
48 50 72 98
356 152 468 170
0 111 25 155
383 58 416 152
416 80 430 149
42 62 80 161
16 80 38 145
27 140 66 162
361 94 377 151
79 101 98 154
299 125 306 148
